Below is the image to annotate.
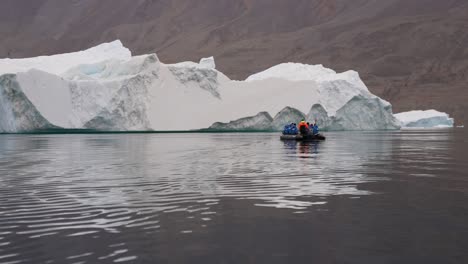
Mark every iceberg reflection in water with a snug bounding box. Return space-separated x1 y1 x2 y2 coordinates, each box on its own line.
0 130 460 263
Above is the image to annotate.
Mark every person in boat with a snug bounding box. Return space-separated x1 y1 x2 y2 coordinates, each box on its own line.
298 119 309 135
312 121 319 135
283 124 293 135
282 123 295 135
291 123 298 135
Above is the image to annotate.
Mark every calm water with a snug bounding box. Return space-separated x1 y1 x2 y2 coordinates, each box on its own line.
0 130 467 264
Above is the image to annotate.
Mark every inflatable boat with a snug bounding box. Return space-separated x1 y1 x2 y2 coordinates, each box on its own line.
280 133 326 141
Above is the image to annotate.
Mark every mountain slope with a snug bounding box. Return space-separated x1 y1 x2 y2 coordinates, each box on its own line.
1 0 467 124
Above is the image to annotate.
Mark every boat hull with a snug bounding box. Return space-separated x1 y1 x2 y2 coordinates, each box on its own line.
280 134 326 141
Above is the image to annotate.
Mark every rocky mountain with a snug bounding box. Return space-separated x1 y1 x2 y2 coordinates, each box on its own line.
1 0 467 125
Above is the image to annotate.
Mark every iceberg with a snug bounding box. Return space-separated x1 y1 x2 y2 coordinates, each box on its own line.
0 41 401 133
327 96 400 131
271 107 306 131
209 112 273 131
306 104 331 129
394 110 454 128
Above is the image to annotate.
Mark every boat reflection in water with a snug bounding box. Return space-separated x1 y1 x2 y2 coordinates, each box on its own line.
283 140 321 158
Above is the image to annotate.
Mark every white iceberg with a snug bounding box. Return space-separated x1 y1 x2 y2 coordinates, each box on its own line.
394 110 454 128
0 40 131 76
0 41 401 133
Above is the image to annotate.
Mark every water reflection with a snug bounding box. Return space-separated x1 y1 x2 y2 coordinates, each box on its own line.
283 140 321 157
0 131 460 263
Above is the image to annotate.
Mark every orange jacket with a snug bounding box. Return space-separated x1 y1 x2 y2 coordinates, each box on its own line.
298 121 308 129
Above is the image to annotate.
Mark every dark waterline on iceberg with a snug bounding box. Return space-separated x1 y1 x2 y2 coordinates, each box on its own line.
0 128 279 135
1 126 410 135
0 130 467 263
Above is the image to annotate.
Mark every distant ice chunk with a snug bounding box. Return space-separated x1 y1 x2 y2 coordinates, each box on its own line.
394 110 454 128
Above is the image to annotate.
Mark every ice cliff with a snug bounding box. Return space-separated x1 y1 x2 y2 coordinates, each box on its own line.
0 41 403 133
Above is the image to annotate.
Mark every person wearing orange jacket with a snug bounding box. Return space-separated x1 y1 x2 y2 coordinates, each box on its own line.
298 119 309 135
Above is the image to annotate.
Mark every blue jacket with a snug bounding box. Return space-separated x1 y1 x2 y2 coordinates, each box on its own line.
312 125 319 135
290 126 298 135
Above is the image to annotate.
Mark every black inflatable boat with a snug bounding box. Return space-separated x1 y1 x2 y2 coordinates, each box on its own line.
280 133 326 141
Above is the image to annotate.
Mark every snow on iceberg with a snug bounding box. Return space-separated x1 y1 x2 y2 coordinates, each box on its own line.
0 41 401 133
199 57 216 69
245 62 369 92
0 40 131 76
394 110 454 128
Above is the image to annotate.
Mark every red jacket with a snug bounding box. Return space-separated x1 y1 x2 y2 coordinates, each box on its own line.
298 121 308 129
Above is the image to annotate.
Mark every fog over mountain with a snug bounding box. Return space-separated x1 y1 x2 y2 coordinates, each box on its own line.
1 0 467 125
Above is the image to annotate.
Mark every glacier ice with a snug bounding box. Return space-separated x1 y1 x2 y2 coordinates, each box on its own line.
394 110 454 128
0 74 57 132
245 62 369 92
307 104 331 129
327 96 400 130
209 112 273 131
167 64 222 98
199 57 216 69
0 40 404 133
0 40 131 76
271 107 306 131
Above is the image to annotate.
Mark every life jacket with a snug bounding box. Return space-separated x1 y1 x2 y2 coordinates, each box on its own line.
298 121 308 134
298 121 307 129
283 125 291 135
291 127 298 135
312 124 319 135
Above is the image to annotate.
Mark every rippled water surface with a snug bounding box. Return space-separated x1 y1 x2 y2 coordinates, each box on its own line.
1 130 467 263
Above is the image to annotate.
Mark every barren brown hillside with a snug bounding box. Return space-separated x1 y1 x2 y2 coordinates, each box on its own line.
1 0 467 125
